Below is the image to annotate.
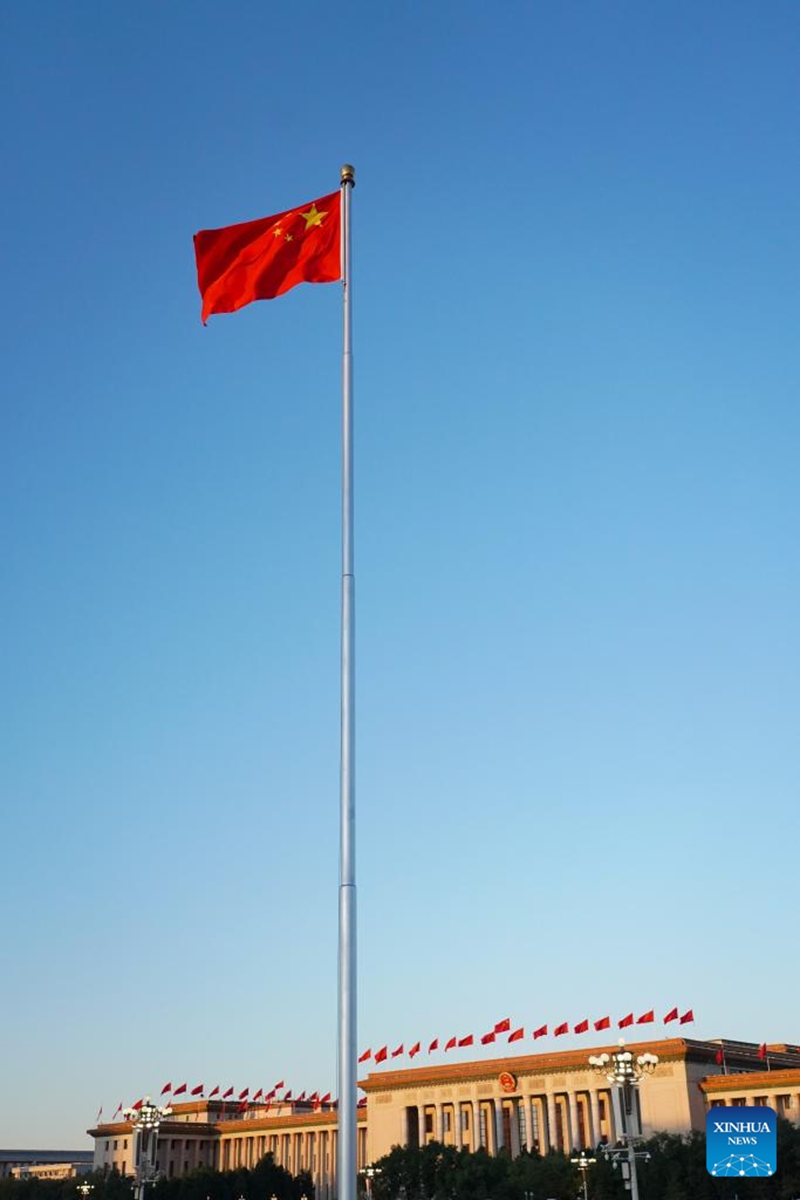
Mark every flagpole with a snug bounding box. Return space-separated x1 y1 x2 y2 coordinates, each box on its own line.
338 162 357 1200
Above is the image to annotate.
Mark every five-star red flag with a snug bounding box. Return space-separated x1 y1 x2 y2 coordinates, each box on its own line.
358 1049 372 1063
574 1019 589 1034
132 1099 144 1111
409 1042 421 1058
533 1025 548 1039
619 1013 634 1028
374 1046 388 1064
223 1087 234 1099
664 1007 679 1024
173 1083 187 1096
554 1022 568 1036
637 1010 655 1025
253 1089 263 1102
320 1092 332 1105
428 1038 439 1053
273 1080 285 1091
481 1031 496 1045
594 1017 611 1031
391 1044 404 1058
494 1018 511 1034
757 1043 767 1060
715 1047 725 1065
237 1099 248 1113
283 1090 293 1102
191 1084 204 1096
113 1103 122 1118
444 1036 457 1051
209 1086 220 1098
679 1009 694 1025
458 1035 474 1047
238 1088 249 1100
194 191 341 323
508 1027 524 1043
161 1082 172 1095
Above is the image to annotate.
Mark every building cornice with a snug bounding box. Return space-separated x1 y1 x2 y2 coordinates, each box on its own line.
701 1069 800 1092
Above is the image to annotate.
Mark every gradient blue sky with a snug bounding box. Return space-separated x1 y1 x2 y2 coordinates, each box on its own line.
3 0 798 1149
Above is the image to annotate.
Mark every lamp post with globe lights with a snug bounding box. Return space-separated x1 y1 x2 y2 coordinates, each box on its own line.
123 1097 172 1200
570 1150 596 1200
588 1041 658 1200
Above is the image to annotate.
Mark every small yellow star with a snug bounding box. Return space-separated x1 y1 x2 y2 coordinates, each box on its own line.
273 227 283 238
285 233 293 242
300 203 327 230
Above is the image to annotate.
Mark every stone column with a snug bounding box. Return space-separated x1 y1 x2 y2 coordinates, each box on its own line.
546 1095 558 1151
454 1104 462 1149
509 1099 521 1157
434 1103 443 1143
472 1101 482 1150
589 1091 600 1147
525 1097 535 1152
419 1105 427 1146
494 1099 504 1153
568 1093 579 1149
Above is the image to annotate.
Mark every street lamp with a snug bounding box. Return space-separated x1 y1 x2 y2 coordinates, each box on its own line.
588 1040 658 1200
569 1150 596 1200
123 1097 172 1200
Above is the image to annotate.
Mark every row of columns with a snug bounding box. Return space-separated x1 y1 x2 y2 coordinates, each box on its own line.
413 1089 613 1155
219 1124 366 1198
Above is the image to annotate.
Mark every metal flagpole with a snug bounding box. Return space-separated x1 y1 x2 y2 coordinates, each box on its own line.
338 162 357 1200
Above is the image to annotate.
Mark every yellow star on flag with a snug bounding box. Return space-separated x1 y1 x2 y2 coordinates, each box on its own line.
300 203 328 230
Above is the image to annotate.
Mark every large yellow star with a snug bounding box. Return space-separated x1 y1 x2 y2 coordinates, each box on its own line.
300 203 327 230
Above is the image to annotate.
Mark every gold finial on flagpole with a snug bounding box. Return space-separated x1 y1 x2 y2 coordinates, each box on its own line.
341 163 355 187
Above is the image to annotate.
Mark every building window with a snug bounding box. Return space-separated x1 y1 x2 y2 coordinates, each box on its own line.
518 1103 527 1147
114 1141 118 1150
710 1100 726 1108
754 1097 768 1107
105 1142 109 1151
444 1111 451 1133
425 1112 433 1134
124 1140 128 1150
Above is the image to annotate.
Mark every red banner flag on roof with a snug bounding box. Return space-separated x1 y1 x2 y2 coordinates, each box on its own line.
533 1025 548 1039
191 1084 204 1096
715 1047 725 1065
679 1010 694 1025
574 1019 589 1034
508 1027 524 1043
283 1090 293 1102
113 1102 122 1118
296 1092 306 1103
757 1043 767 1060
494 1018 511 1034
391 1045 404 1058
357 1097 367 1107
409 1042 421 1058
594 1016 611 1031
173 1083 187 1096
209 1086 220 1098
619 1014 634 1028
554 1022 568 1036
239 1088 249 1100
161 1082 172 1095
358 1049 372 1063
223 1087 234 1099
132 1099 144 1111
273 1080 285 1090
637 1010 655 1025
664 1007 679 1024
458 1035 474 1047
445 1036 457 1051
428 1038 439 1053
253 1089 263 1102
374 1047 388 1064
481 1031 496 1045
237 1099 248 1113
194 191 342 324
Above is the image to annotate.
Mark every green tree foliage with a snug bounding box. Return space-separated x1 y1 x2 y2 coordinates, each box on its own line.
0 1159 312 1200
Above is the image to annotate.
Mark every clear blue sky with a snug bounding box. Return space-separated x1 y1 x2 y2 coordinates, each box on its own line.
2 0 798 1149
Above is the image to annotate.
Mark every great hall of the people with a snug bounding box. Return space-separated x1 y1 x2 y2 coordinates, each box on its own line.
90 1037 800 1196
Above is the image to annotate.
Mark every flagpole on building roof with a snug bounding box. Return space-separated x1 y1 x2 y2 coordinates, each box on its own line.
338 162 357 1200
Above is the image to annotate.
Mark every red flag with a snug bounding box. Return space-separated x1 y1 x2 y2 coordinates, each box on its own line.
173 1083 187 1096
161 1082 172 1096
757 1043 767 1061
594 1017 611 1031
191 1084 204 1096
715 1048 725 1065
132 1099 144 1111
533 1025 548 1039
494 1018 511 1034
209 1086 220 1098
409 1042 421 1058
358 1049 372 1063
554 1022 568 1036
663 1007 679 1024
481 1031 496 1045
223 1087 234 1099
574 1019 589 1034
96 1106 103 1123
238 1088 249 1100
458 1035 474 1047
445 1036 457 1051
296 1092 306 1103
391 1044 404 1058
273 1080 284 1091
508 1027 524 1043
618 1013 634 1028
113 1102 122 1118
253 1088 263 1102
357 1096 367 1108
237 1099 248 1113
265 1089 276 1100
283 1090 293 1102
679 1009 694 1025
194 191 342 323
637 1010 655 1025
320 1092 332 1104
374 1046 388 1063
313 1096 321 1112
428 1038 439 1053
